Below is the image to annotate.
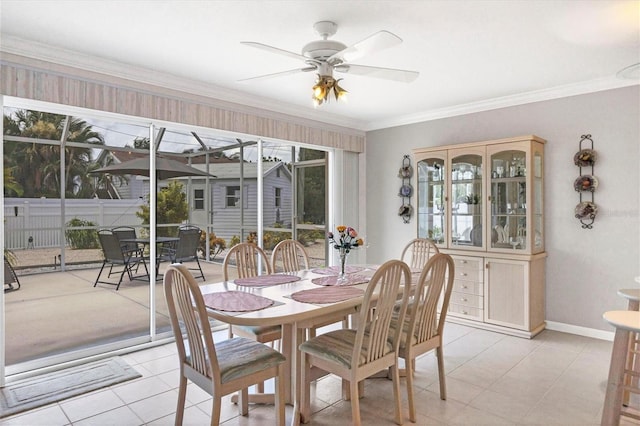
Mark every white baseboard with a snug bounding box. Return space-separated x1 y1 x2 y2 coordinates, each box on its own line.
545 321 614 342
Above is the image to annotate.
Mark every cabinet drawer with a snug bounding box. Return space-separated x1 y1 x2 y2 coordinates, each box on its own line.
448 303 483 321
450 291 483 308
452 280 483 295
453 257 482 271
452 267 483 283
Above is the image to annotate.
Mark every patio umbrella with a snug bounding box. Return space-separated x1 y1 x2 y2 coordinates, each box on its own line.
93 156 216 180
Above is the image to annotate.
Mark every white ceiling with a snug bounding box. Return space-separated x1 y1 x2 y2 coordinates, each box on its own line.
1 0 638 131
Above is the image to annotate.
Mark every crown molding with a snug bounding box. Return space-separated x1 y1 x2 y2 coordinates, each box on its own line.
0 35 367 133
366 77 639 131
2 35 637 134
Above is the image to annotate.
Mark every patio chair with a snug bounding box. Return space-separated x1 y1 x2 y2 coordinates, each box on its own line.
94 229 149 290
299 259 412 425
112 226 144 274
4 258 21 293
157 225 205 280
163 264 286 426
400 237 439 269
389 252 455 422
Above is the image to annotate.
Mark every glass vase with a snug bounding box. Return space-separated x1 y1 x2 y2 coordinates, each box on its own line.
339 247 348 280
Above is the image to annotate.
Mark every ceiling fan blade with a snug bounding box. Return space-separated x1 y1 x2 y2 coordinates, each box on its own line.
328 30 402 64
241 41 309 62
237 67 315 82
335 64 419 83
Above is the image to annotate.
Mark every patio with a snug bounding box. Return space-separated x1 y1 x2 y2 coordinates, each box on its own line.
4 250 225 366
5 242 328 366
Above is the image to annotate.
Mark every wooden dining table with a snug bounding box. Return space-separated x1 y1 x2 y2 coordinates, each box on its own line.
200 265 390 424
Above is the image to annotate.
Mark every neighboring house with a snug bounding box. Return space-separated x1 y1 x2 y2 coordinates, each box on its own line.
94 151 292 241
194 161 293 241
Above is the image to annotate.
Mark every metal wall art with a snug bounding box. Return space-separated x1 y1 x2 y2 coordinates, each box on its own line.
398 155 413 224
574 134 597 229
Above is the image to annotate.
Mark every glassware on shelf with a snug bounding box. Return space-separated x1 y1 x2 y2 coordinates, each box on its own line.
509 236 523 250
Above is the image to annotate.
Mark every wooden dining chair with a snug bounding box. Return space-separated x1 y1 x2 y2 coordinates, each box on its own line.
163 264 286 426
270 239 309 273
389 252 454 422
400 238 439 269
223 242 281 396
223 242 272 280
269 238 350 339
299 259 412 425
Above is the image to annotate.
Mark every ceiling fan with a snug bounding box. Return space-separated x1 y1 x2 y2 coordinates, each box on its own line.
239 21 419 105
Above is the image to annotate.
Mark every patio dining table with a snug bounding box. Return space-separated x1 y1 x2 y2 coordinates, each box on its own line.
201 265 381 425
121 236 180 278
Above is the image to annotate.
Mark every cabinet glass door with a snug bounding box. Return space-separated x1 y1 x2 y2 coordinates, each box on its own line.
450 152 483 248
417 157 445 244
490 149 527 251
532 149 544 251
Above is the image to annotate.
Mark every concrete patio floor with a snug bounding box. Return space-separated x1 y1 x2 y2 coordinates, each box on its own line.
4 259 226 366
4 242 329 367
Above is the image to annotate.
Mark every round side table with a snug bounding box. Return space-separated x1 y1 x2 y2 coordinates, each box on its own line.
602 310 640 425
618 288 640 311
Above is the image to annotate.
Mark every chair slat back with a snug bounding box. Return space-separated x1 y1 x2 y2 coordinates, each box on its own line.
223 243 272 280
112 226 138 253
271 239 309 273
353 259 411 365
401 238 439 269
410 253 455 343
175 226 202 260
98 230 125 262
164 264 219 381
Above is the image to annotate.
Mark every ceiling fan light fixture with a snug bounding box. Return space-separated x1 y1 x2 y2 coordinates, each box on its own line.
333 78 348 101
311 74 347 106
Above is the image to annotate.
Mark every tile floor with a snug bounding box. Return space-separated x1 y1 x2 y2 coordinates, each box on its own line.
1 323 634 426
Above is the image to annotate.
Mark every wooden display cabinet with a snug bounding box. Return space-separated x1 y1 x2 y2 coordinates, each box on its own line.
415 135 546 338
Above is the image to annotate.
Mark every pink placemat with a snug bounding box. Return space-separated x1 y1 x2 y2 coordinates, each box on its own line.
311 265 366 275
234 274 301 287
311 274 370 287
203 291 274 312
291 286 364 304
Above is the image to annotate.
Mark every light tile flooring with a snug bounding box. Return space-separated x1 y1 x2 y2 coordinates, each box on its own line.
1 323 635 425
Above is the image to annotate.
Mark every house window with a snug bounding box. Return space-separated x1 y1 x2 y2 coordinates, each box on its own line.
226 186 241 207
194 189 204 210
275 187 282 208
276 168 280 178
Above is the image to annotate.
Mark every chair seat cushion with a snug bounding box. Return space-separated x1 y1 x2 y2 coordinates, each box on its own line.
205 337 285 383
299 329 393 369
388 314 416 349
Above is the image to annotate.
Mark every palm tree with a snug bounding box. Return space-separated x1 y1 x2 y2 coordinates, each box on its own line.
3 109 105 198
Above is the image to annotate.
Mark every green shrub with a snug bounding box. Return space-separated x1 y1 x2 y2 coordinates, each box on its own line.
136 181 188 237
65 218 99 249
199 232 226 260
229 235 240 248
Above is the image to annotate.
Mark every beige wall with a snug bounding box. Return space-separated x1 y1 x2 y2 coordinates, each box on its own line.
365 86 640 332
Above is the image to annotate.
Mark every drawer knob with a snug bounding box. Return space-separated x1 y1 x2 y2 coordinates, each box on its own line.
462 310 468 315
461 285 468 289
461 298 468 302
460 272 467 277
461 260 467 264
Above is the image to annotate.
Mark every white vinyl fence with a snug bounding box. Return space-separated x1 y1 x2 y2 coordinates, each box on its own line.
4 198 145 250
